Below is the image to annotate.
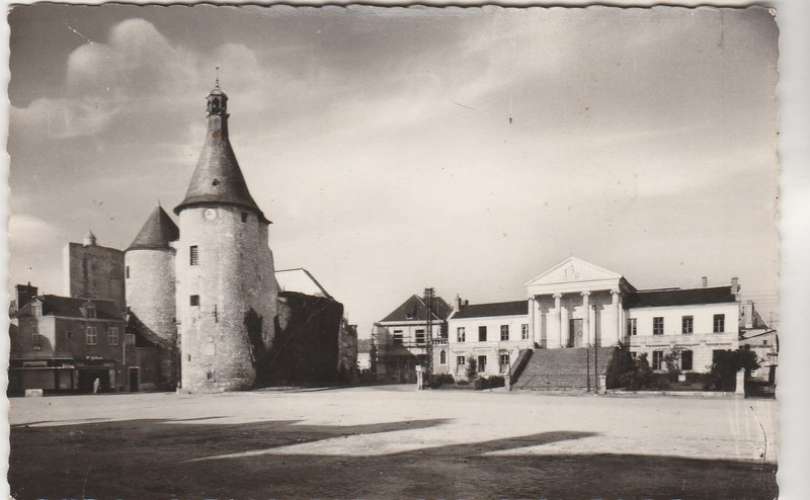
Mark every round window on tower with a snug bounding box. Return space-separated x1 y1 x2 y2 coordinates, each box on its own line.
204 208 217 221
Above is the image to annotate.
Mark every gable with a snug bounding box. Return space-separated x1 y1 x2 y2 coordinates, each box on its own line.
526 256 622 287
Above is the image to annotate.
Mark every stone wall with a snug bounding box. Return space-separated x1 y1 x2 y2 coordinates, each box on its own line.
257 291 343 386
125 249 177 344
176 205 278 393
63 243 126 311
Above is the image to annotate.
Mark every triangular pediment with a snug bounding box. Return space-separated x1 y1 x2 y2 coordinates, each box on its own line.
525 257 622 286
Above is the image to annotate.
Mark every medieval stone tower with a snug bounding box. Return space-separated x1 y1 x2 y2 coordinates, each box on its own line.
125 205 179 344
173 84 279 392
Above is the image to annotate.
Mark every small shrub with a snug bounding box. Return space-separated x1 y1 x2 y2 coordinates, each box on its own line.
456 379 469 386
430 373 455 388
473 376 487 390
488 375 505 388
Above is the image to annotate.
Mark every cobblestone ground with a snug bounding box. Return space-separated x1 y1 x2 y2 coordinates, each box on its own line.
9 385 778 499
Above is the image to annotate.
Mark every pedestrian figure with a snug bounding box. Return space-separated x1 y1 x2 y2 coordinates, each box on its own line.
415 364 424 391
92 377 100 394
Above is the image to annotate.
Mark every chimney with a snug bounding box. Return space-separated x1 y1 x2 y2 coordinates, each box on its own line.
701 276 708 288
456 295 463 309
16 283 38 310
731 277 740 297
743 300 754 329
464 299 469 306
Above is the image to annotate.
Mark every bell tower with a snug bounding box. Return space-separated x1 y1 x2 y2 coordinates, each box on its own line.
174 81 279 393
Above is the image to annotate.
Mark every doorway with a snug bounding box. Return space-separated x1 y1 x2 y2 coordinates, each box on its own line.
129 367 140 392
569 319 584 348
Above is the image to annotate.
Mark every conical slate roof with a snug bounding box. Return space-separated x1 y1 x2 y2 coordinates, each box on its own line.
174 86 268 223
127 205 179 251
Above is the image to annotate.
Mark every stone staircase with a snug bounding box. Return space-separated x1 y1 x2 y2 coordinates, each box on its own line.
512 346 617 391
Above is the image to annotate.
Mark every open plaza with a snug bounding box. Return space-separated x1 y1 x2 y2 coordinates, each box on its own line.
9 386 778 499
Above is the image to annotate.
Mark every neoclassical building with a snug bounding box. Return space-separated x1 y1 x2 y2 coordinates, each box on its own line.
448 256 757 379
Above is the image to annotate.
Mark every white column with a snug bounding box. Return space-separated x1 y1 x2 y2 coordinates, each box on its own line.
533 297 543 347
611 289 621 346
581 291 591 346
554 293 563 348
528 297 536 345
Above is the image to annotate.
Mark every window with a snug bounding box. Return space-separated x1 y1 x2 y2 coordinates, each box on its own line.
190 295 200 306
500 325 509 341
126 334 136 345
241 212 248 223
392 330 403 345
478 326 487 342
628 318 637 336
108 327 119 346
521 324 529 340
652 350 664 370
456 327 466 343
32 342 42 351
190 245 199 266
86 326 97 345
415 329 426 345
440 350 446 365
713 314 725 333
456 356 466 367
653 317 664 336
681 350 693 371
126 266 130 279
499 352 510 372
85 305 96 319
477 355 487 373
681 316 694 335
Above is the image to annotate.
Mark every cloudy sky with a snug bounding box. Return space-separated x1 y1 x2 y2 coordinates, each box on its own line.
8 5 779 334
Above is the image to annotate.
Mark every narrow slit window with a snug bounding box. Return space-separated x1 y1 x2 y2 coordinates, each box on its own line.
190 245 199 266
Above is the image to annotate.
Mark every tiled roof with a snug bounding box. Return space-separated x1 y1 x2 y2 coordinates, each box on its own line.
625 286 736 308
174 88 268 223
451 300 528 319
380 295 452 322
127 312 174 349
18 295 125 321
127 205 179 251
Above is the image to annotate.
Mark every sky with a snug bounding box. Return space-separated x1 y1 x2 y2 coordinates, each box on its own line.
7 5 779 336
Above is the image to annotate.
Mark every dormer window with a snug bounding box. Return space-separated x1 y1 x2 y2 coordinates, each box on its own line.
84 303 97 319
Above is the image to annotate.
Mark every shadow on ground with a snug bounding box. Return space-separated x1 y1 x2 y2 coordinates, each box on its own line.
9 417 777 499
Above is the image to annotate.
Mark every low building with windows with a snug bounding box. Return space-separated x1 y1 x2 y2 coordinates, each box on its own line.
8 293 136 395
372 292 452 382
448 301 531 379
445 256 767 384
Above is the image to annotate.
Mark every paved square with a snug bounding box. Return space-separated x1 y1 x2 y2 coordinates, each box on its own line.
9 386 778 499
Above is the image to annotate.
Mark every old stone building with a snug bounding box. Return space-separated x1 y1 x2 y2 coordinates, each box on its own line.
9 84 356 395
173 84 279 392
62 231 126 311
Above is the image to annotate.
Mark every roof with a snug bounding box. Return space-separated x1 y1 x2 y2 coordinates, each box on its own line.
276 268 333 299
380 294 452 323
18 295 125 321
451 300 528 319
625 286 737 308
174 88 268 223
127 205 179 251
127 312 174 349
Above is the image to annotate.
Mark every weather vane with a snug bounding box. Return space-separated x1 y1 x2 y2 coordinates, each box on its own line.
215 66 220 88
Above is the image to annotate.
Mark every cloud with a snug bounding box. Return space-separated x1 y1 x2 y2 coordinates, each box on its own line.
11 97 121 139
9 214 62 247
